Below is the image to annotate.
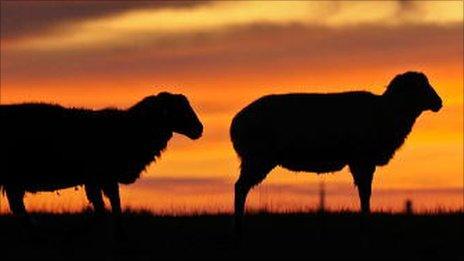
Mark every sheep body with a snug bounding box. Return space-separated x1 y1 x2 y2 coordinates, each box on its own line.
1 104 169 190
231 72 442 234
231 91 408 172
0 92 203 226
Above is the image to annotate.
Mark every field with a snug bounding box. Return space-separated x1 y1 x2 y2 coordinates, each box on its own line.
0 211 462 260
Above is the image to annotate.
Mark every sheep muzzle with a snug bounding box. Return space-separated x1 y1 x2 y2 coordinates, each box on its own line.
185 122 203 140
430 101 442 112
427 85 443 112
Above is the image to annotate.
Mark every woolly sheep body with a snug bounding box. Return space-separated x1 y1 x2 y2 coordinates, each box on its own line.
231 92 390 173
0 92 203 227
231 72 442 234
1 104 168 190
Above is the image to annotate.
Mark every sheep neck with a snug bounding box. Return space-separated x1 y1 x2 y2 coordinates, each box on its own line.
377 101 422 164
388 99 422 135
116 120 173 184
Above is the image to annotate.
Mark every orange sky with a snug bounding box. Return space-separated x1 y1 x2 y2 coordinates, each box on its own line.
0 1 462 213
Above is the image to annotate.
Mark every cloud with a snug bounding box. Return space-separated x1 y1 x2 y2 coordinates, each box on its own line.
128 176 463 198
2 1 461 93
2 1 461 51
128 177 231 195
2 23 461 86
0 1 210 41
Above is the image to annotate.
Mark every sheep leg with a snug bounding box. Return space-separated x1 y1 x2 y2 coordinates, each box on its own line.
102 182 121 215
5 187 27 217
102 182 125 239
349 163 375 213
234 160 274 235
84 184 105 214
234 178 251 236
5 187 37 230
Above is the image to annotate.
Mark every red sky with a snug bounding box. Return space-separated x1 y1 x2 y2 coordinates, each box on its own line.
1 1 462 213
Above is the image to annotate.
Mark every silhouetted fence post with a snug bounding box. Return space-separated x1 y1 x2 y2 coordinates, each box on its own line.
405 199 413 214
318 181 326 213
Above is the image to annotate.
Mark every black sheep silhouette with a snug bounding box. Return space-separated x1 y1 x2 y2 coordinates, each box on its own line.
231 72 442 232
0 92 203 225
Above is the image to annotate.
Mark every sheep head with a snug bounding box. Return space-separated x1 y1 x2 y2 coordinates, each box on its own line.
129 92 203 139
383 71 442 113
129 92 203 140
157 92 203 140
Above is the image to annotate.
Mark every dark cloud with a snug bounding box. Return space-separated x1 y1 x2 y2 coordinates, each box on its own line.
129 177 231 195
398 0 415 10
375 187 464 195
0 1 210 41
395 0 430 21
126 176 463 198
137 176 229 187
2 23 461 86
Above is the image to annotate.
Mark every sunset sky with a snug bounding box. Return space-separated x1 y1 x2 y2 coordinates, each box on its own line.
1 1 462 213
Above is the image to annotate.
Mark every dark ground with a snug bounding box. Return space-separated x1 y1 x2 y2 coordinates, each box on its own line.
0 211 462 260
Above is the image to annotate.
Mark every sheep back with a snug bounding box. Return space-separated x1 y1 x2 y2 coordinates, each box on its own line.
0 103 171 191
230 92 407 172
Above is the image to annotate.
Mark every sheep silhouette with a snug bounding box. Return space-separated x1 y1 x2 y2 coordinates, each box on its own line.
230 71 442 233
0 92 203 229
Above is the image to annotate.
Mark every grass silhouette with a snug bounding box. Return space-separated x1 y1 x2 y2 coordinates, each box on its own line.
0 210 461 260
